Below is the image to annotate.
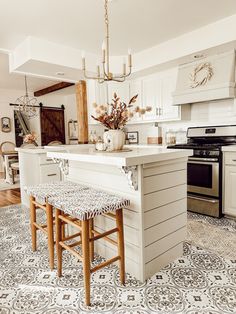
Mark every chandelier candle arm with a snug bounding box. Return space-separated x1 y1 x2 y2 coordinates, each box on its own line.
128 49 132 68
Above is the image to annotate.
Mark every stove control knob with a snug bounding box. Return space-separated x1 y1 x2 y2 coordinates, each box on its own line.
199 150 204 156
205 151 210 156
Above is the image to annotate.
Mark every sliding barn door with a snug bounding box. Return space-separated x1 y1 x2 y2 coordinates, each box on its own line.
40 107 65 146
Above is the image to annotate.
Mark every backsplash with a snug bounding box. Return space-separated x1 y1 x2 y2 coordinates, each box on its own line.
89 98 236 144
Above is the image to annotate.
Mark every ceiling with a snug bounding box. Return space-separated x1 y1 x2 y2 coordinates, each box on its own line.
1 0 236 92
1 0 236 55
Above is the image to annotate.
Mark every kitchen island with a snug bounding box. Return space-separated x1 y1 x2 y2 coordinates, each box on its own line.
47 146 192 281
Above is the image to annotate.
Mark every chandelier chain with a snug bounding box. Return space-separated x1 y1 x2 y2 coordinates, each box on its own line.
104 0 109 26
24 75 28 97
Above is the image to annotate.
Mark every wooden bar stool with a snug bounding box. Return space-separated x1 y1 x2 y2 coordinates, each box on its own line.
48 188 130 306
25 181 88 270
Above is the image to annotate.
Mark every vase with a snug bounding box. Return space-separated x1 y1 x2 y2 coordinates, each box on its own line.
103 130 125 151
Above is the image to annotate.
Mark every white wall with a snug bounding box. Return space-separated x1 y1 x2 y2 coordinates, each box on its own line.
0 88 22 147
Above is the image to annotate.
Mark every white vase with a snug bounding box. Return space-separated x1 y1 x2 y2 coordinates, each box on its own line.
103 130 125 151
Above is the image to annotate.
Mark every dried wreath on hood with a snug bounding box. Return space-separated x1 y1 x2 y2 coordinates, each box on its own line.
91 93 152 129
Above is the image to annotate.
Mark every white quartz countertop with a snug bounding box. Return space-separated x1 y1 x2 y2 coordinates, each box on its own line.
15 147 46 154
15 144 87 154
47 146 192 167
222 145 236 152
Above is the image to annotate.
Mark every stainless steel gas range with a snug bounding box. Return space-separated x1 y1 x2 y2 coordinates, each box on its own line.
168 125 236 218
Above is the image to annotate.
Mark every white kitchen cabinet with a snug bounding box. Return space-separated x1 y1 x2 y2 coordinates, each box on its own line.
87 67 190 125
129 68 189 123
40 164 61 183
107 81 129 103
159 69 180 121
129 79 143 122
98 82 108 104
87 80 108 124
142 74 162 121
17 149 62 207
223 152 236 216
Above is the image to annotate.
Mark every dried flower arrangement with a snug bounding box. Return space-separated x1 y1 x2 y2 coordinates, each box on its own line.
23 132 38 146
91 93 152 129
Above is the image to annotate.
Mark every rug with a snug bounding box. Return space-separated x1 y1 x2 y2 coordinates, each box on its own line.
0 204 236 313
187 212 236 260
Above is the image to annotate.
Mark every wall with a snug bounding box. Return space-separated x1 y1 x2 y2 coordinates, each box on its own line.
0 88 21 148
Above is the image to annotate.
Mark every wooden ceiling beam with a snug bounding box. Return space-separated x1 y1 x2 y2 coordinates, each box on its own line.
34 82 75 97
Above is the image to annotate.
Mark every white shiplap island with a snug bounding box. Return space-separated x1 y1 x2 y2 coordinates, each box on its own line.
47 146 192 281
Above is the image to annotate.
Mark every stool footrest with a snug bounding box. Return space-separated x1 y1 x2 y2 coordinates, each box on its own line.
91 256 120 273
33 201 47 211
68 240 82 248
91 228 118 246
59 215 82 230
63 231 81 242
33 222 48 234
59 241 83 261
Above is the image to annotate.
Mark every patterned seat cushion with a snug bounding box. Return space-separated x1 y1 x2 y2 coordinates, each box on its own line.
48 188 130 220
25 181 88 202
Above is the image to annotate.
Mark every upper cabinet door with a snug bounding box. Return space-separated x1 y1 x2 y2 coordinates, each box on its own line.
129 79 143 122
159 70 179 121
142 74 161 121
97 82 108 104
107 81 129 104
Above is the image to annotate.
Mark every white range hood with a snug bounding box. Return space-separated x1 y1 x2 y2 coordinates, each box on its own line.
173 50 236 105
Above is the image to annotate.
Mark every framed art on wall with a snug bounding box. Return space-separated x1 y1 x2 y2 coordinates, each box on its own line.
1 117 11 133
127 131 139 144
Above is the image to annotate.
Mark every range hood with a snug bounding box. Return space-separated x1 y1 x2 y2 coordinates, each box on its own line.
173 50 236 105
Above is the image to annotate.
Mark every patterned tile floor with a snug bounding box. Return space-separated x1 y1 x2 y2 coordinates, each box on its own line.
1 205 236 314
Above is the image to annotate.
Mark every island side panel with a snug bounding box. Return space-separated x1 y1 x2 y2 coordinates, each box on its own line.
67 161 144 280
142 158 188 279
18 152 40 207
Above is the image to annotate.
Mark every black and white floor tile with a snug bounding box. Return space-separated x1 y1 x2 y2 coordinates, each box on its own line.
0 205 236 313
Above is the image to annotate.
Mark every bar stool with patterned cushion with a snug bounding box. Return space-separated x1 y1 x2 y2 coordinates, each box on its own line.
25 181 88 270
48 188 130 306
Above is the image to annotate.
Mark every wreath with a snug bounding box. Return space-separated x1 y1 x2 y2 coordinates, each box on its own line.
189 62 213 88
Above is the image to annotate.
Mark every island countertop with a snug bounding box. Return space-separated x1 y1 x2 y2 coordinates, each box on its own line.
47 146 192 167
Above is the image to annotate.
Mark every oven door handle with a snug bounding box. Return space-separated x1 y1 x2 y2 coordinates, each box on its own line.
188 195 219 203
188 157 219 162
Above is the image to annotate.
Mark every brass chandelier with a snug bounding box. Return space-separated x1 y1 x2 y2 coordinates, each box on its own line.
82 0 132 83
14 76 38 119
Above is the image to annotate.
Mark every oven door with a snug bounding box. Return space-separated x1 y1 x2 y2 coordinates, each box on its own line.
187 157 219 197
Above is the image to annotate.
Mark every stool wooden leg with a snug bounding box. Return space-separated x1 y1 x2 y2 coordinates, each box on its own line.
55 208 62 277
30 195 37 251
116 208 125 285
82 220 91 306
62 223 66 240
89 218 94 262
46 203 54 270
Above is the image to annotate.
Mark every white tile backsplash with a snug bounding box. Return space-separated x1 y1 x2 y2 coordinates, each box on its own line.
90 98 236 144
